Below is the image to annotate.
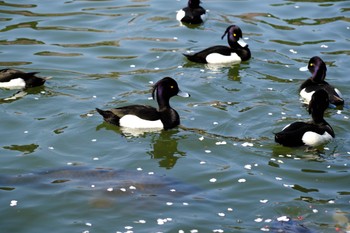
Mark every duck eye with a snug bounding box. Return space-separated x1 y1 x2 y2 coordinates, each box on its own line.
233 33 236 37
170 85 174 89
310 63 314 67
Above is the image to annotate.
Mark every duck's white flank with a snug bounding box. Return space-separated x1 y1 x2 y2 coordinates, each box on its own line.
119 114 163 129
206 52 241 64
302 131 333 147
334 88 342 98
300 88 315 104
176 10 185 21
0 78 26 89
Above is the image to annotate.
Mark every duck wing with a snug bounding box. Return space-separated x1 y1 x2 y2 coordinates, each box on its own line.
0 69 38 82
184 46 232 63
111 105 160 121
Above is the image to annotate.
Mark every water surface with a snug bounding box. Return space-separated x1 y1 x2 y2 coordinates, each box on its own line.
0 0 349 232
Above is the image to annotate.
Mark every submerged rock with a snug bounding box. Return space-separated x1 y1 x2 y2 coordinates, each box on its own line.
269 216 317 233
0 166 200 198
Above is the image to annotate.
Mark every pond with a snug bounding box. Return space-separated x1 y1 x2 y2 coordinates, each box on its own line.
0 0 349 232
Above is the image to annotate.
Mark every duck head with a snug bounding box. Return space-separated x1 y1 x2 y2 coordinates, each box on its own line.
221 25 248 48
152 77 190 108
308 56 327 82
308 89 329 116
188 0 201 8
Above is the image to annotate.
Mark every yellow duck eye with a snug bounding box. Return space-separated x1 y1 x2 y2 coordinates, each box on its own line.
170 85 174 89
233 33 237 37
310 63 314 67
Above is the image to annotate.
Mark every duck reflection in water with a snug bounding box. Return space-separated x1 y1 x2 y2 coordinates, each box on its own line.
147 130 186 169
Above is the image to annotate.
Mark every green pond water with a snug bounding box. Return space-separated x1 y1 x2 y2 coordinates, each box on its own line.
0 0 349 232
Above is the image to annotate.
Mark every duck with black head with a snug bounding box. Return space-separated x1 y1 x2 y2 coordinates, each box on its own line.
184 25 251 64
176 0 207 25
299 56 344 107
96 77 190 130
275 89 335 147
0 68 49 89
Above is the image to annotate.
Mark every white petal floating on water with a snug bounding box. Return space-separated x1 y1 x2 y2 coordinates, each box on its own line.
129 186 136 190
260 199 268 204
238 178 246 183
312 209 318 213
205 150 211 153
218 212 225 217
215 141 227 145
277 216 289 222
183 202 189 206
275 177 283 181
200 161 206 165
320 44 328 48
227 208 233 212
209 178 217 183
85 222 92 227
199 136 204 141
244 164 252 170
254 218 263 222
107 187 113 192
10 200 17 207
241 142 254 147
166 202 173 206
213 229 224 233
289 49 297 54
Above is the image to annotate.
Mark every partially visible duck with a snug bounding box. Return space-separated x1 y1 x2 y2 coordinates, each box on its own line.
183 25 251 64
176 0 207 25
0 68 48 89
275 89 334 147
299 56 344 106
96 77 190 130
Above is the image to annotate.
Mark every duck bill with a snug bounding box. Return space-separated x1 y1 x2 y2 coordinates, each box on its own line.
299 66 308 72
237 38 247 47
177 90 190 98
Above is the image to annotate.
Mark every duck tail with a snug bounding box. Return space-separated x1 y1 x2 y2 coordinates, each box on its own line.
96 108 111 118
95 108 120 125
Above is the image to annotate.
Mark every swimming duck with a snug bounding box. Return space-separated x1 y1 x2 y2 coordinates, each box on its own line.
0 68 48 89
96 77 190 130
184 25 251 64
275 89 334 147
176 0 207 25
299 56 344 106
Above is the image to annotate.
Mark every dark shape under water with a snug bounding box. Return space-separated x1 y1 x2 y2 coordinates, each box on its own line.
269 217 318 233
0 166 200 198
